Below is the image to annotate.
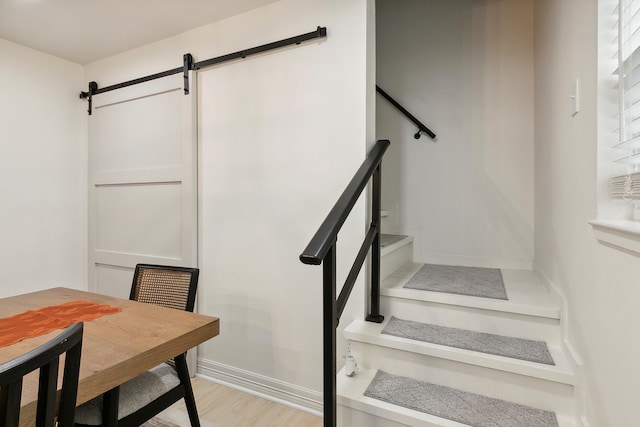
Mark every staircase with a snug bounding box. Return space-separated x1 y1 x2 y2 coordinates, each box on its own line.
336 235 581 426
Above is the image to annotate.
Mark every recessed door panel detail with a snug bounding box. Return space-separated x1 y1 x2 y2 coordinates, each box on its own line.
95 183 182 258
88 73 197 297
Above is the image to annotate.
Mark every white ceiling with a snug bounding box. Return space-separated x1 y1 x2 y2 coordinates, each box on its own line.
0 0 280 64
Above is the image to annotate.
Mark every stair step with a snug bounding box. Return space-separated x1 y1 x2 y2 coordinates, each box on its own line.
382 263 561 319
403 264 507 300
382 316 555 365
338 367 579 427
380 294 562 343
381 234 413 281
344 258 581 425
381 234 411 250
345 319 575 385
365 370 558 427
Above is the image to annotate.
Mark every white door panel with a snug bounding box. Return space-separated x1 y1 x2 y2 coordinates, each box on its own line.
95 183 182 258
88 73 197 298
93 92 183 173
94 264 134 300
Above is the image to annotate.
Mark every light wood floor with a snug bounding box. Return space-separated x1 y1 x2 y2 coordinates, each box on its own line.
172 376 323 427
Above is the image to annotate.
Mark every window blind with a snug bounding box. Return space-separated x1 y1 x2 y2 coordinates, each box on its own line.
612 0 640 200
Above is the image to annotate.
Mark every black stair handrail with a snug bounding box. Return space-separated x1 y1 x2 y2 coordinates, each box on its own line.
376 85 436 140
300 139 390 427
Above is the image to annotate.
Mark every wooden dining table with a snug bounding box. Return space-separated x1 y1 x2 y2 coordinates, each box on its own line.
0 287 219 426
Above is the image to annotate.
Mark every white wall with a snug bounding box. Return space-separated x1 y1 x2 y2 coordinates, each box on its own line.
0 39 87 298
377 0 534 270
535 1 640 425
85 0 373 409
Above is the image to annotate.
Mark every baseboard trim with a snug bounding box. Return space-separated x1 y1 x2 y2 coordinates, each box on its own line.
533 265 587 423
533 266 570 338
197 358 323 416
532 266 584 369
563 338 584 368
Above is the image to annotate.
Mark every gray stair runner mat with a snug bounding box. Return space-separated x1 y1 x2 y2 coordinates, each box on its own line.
364 370 558 427
383 316 555 365
404 264 507 300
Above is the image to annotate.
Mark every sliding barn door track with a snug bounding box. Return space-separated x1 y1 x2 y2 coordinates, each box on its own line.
79 26 327 114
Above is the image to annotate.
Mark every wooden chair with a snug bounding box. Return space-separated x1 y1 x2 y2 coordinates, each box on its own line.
74 264 200 427
0 322 84 427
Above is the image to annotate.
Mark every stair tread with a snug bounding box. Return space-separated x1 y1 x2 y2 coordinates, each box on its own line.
382 263 561 319
381 234 413 256
383 316 555 365
365 370 558 427
338 367 579 427
345 319 576 385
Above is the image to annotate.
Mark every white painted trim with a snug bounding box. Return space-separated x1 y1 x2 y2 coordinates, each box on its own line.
562 338 584 369
589 219 640 255
421 254 533 271
533 265 586 424
534 267 571 346
197 358 322 415
381 235 413 257
94 167 182 186
382 286 560 319
92 81 180 109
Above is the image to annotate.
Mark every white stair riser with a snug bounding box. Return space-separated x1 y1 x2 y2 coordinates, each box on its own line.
338 404 470 427
338 401 579 427
381 240 413 281
338 405 413 427
349 341 576 417
381 295 562 343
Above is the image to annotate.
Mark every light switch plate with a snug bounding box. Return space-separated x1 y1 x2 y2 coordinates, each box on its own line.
571 79 580 116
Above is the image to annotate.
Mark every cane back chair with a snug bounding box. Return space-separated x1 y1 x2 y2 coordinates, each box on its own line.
74 264 200 426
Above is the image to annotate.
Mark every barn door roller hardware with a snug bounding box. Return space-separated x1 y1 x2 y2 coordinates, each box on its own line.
79 26 327 115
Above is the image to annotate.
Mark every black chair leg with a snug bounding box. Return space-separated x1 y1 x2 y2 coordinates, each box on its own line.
174 354 200 427
103 386 120 427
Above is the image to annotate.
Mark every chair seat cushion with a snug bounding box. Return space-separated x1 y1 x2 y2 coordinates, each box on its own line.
74 362 181 425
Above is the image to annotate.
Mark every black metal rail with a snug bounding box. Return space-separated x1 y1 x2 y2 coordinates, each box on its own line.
300 139 390 427
376 85 436 140
79 26 327 114
193 27 326 70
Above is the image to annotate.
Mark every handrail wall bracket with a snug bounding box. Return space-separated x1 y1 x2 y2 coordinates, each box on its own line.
376 85 436 140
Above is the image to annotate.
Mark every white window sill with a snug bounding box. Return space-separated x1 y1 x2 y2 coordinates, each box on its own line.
589 219 640 255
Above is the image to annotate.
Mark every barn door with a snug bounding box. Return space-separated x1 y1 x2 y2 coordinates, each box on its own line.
88 73 197 299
